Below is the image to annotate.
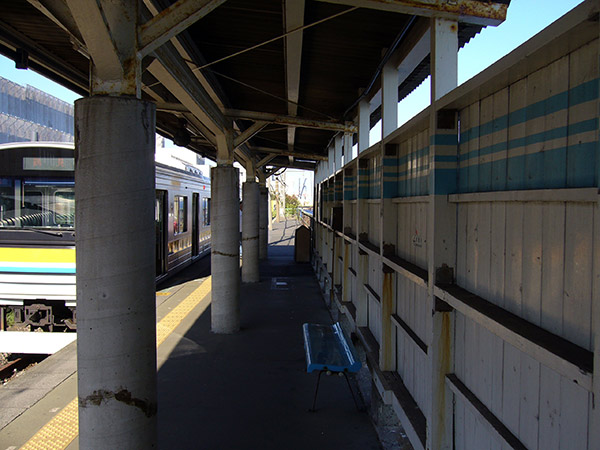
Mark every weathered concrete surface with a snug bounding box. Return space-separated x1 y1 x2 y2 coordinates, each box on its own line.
157 219 382 449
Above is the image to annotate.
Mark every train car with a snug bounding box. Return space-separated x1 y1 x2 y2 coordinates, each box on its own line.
0 142 211 332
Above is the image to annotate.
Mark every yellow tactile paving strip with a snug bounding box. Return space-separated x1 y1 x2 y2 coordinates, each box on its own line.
19 400 78 450
19 277 211 450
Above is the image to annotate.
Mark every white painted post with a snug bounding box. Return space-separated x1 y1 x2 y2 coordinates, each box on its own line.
382 61 399 139
358 99 370 153
344 131 354 164
329 145 335 175
335 134 343 171
427 16 458 450
431 17 458 102
591 35 600 442
75 97 157 449
380 144 399 372
355 158 370 326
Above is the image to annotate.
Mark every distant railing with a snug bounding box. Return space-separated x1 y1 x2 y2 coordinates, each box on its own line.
297 206 313 229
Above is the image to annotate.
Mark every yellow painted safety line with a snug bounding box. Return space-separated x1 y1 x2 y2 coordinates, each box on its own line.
20 277 211 450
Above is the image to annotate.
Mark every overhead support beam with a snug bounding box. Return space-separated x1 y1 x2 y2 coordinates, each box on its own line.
234 147 252 166
314 0 508 26
155 101 190 113
256 154 276 169
233 121 268 148
284 0 305 154
264 159 316 171
66 0 140 96
216 126 234 165
183 112 217 147
149 43 225 135
253 146 328 161
138 0 227 57
225 109 357 133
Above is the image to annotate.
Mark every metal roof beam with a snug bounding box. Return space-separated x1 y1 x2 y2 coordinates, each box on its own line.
150 42 225 135
284 0 305 156
233 121 268 149
138 0 227 58
253 146 327 161
66 0 141 95
314 0 509 26
265 159 316 171
256 154 276 169
225 109 357 133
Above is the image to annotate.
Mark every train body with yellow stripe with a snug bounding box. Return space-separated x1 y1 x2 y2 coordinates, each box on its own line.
0 142 211 331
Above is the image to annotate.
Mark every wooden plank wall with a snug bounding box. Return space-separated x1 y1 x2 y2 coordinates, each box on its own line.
310 4 599 449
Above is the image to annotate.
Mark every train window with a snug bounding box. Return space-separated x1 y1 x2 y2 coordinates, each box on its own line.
202 197 211 226
174 195 187 234
54 191 75 227
0 179 14 222
23 189 43 215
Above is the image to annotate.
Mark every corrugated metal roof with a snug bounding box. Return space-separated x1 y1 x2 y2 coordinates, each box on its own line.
0 0 508 167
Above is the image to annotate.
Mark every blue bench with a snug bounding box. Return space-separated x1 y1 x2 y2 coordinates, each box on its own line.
302 322 363 411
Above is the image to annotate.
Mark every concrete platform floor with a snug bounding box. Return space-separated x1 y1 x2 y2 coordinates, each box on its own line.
0 218 382 449
157 218 381 449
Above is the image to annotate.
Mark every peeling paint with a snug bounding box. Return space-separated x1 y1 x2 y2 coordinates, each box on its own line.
364 0 508 23
211 250 239 257
79 388 157 418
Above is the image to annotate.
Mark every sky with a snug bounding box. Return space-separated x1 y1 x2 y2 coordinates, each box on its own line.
0 0 587 200
394 0 585 131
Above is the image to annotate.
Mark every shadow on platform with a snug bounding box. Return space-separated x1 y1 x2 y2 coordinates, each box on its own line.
156 219 381 449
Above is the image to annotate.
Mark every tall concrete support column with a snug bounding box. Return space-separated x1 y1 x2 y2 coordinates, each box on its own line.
258 184 269 259
242 179 260 282
75 97 157 449
211 164 240 333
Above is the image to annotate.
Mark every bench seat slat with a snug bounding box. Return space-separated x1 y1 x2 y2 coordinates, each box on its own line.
303 322 362 373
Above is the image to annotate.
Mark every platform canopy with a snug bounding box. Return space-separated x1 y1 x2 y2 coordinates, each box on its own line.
0 0 509 171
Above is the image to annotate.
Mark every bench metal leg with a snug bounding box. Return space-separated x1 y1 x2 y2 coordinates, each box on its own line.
309 370 325 412
310 370 364 413
342 372 363 412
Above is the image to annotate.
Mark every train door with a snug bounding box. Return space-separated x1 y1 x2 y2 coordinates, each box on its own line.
192 192 199 257
155 190 168 276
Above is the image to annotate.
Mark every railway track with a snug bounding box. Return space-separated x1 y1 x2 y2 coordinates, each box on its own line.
0 354 46 384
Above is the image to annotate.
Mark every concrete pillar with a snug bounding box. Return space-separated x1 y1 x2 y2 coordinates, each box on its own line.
259 184 269 259
242 180 260 282
75 97 157 449
211 165 240 333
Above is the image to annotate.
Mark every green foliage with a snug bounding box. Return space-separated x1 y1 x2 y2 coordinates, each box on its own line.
5 308 14 327
285 194 299 209
285 194 300 217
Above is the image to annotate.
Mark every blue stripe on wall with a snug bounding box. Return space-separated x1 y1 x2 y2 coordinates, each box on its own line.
459 80 599 145
460 142 598 192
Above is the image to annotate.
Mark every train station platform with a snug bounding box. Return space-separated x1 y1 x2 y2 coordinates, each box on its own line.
0 219 383 450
